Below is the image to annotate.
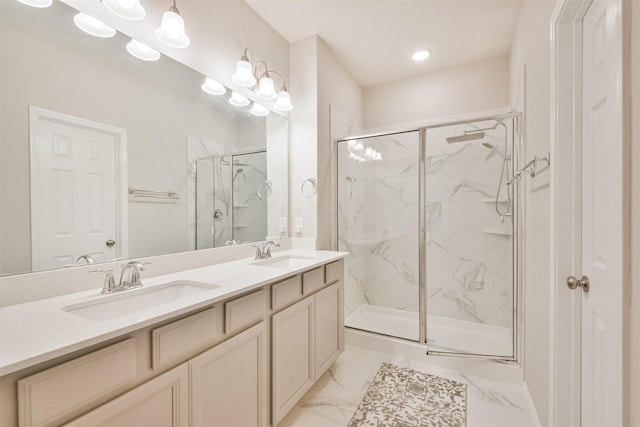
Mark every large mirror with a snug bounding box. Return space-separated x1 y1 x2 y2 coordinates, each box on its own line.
0 0 289 276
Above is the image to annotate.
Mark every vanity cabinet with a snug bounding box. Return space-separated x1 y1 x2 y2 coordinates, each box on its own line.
7 256 344 427
271 259 344 426
190 321 268 427
64 364 189 427
272 296 315 424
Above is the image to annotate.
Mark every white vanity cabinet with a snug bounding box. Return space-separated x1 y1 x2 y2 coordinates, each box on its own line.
190 321 268 427
5 256 345 427
64 364 189 427
271 260 344 426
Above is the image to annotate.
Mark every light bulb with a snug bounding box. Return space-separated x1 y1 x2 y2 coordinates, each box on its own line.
126 39 160 61
229 91 250 107
201 77 226 96
273 90 293 112
103 0 146 20
15 0 52 7
250 103 270 117
232 60 256 87
155 10 190 48
411 49 431 61
256 76 277 100
74 13 116 38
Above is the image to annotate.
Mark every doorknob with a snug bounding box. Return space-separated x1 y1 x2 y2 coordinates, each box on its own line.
567 275 590 293
106 239 116 247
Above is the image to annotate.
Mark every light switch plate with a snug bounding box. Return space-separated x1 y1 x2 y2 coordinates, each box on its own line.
295 217 303 233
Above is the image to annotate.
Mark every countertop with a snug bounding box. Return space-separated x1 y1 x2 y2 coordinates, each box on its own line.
0 250 347 376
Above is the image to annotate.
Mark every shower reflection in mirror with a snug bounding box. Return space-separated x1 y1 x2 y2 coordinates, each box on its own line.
194 151 267 249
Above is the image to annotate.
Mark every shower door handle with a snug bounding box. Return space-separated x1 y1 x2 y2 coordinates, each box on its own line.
567 275 590 293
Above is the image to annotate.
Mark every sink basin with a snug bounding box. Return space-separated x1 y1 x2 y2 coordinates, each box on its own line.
63 281 220 321
250 255 315 268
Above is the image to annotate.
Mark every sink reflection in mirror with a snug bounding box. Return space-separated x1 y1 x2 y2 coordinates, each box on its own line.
250 255 316 268
0 0 288 277
63 281 220 321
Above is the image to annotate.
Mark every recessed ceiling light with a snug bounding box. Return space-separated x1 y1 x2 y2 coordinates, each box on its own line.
412 49 431 62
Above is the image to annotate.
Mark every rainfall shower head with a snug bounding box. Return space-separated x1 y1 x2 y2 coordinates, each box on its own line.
445 131 485 144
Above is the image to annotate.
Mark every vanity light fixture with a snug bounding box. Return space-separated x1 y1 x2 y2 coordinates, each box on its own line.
232 48 293 111
201 77 226 96
103 0 146 21
74 13 116 38
347 140 382 162
231 49 257 87
250 103 270 117
228 91 250 107
14 0 52 8
155 0 190 49
411 49 431 62
126 39 161 61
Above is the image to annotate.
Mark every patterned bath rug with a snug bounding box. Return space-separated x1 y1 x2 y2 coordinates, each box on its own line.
348 362 467 427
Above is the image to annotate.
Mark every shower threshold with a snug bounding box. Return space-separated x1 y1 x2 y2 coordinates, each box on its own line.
346 304 512 357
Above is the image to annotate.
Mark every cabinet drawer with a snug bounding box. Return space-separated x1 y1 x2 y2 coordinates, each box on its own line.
18 339 137 427
325 259 344 285
225 289 267 334
152 306 222 370
302 267 324 295
271 276 302 311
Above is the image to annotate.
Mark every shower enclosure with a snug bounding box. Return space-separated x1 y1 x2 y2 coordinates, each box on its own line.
337 114 520 360
195 150 268 248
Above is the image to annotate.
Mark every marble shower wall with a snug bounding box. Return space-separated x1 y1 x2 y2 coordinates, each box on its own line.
425 119 514 328
337 115 515 330
232 151 267 243
337 130 421 318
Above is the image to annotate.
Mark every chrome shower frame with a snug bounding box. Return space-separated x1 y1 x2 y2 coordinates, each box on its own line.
335 112 522 363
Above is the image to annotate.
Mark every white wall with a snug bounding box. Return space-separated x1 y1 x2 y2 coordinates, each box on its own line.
289 37 319 242
363 56 510 130
317 38 364 249
288 36 364 249
509 1 557 423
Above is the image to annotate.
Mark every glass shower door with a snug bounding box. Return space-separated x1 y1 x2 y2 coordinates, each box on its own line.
337 130 421 341
424 117 517 359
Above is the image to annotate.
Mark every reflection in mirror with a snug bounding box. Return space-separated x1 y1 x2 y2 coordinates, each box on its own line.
0 0 288 276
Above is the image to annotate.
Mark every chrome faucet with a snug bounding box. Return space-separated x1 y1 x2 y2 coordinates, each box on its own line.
254 240 280 260
118 260 150 290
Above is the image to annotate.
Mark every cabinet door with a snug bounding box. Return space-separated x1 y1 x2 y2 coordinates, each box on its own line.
314 282 344 378
190 322 268 427
64 364 188 427
271 297 314 426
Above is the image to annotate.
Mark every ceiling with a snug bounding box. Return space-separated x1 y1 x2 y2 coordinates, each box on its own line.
244 0 522 88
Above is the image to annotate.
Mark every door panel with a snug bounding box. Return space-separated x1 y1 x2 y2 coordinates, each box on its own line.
31 110 123 270
581 0 623 424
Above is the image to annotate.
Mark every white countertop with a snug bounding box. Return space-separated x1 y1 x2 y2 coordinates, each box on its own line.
0 250 347 376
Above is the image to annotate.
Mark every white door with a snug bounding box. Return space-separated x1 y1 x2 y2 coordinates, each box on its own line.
30 107 127 270
580 0 623 424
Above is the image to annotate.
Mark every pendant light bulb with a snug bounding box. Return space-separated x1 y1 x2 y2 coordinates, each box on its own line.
256 76 277 100
103 0 146 20
273 90 293 112
201 77 226 96
155 4 190 49
74 13 116 38
250 103 270 117
15 0 52 8
229 91 250 107
126 39 161 61
232 59 256 87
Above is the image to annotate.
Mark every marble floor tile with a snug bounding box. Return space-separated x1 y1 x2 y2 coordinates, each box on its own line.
279 345 538 427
